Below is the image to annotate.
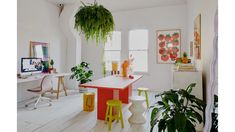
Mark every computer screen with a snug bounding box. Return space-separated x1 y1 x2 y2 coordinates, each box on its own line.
21 58 42 73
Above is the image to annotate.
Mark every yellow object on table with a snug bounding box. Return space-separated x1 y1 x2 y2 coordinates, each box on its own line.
83 92 95 112
112 61 118 71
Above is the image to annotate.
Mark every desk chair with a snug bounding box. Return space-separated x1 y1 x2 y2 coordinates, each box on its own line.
25 75 53 109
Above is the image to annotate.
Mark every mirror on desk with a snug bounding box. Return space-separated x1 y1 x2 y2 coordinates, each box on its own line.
30 41 50 61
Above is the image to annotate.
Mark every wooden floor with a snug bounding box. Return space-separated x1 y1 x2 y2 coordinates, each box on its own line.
17 89 159 132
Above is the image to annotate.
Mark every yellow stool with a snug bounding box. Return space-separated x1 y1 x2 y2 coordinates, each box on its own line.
137 87 149 108
83 92 95 112
105 100 124 131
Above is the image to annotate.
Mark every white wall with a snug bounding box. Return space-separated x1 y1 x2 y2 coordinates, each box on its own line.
17 0 67 101
59 2 82 89
186 0 218 98
82 5 188 92
17 0 67 73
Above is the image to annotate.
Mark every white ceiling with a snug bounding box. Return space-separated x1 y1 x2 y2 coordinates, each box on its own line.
48 0 187 11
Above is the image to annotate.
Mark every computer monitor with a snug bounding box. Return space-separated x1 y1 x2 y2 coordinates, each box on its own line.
21 58 42 73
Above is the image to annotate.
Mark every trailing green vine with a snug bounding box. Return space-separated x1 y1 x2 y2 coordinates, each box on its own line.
74 1 115 44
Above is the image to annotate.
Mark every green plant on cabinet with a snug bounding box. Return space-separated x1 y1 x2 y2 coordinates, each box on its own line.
150 83 205 132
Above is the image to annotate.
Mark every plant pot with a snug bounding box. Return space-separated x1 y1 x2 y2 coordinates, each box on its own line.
79 87 88 93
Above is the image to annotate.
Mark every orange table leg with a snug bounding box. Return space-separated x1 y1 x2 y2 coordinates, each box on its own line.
97 88 113 120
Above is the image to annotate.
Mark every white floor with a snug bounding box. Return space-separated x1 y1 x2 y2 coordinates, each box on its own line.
17 89 159 132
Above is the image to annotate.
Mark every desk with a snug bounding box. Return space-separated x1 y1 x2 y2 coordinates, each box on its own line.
80 75 143 120
17 73 71 99
53 73 71 99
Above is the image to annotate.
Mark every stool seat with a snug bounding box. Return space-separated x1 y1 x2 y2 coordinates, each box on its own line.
106 100 122 106
137 87 149 91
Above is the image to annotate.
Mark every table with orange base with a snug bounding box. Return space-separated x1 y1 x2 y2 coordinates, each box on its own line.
80 75 143 120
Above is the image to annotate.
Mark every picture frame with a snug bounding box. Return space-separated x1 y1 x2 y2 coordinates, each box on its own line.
156 29 181 64
29 41 50 61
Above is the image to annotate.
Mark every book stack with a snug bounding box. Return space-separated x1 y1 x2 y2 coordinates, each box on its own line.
177 64 196 72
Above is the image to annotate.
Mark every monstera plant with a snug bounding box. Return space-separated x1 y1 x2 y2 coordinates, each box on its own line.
150 83 205 132
74 1 115 44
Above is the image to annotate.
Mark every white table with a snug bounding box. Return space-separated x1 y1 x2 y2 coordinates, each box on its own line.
128 96 146 124
17 73 72 100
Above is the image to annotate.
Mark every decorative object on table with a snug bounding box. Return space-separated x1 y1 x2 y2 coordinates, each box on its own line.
83 92 95 112
210 94 218 132
156 29 181 64
121 60 129 77
182 52 189 64
30 41 49 61
74 1 115 44
49 59 55 73
150 83 205 132
194 14 201 59
41 61 49 73
70 62 93 93
111 61 119 75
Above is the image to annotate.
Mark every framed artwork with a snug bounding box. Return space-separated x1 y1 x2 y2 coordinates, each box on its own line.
30 41 50 61
156 29 181 64
194 14 201 59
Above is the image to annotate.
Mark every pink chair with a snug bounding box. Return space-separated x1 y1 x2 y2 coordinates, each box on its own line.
25 75 53 109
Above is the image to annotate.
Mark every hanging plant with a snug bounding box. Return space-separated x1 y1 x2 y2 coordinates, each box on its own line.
74 1 115 44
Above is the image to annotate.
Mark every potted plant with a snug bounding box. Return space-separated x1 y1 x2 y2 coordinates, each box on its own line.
70 62 93 93
74 1 115 44
49 59 56 73
150 83 205 132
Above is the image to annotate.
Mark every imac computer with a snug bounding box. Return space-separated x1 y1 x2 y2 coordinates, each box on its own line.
21 58 42 76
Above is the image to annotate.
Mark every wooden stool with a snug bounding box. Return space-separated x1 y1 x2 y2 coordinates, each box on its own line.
83 92 95 112
137 87 149 108
105 100 124 131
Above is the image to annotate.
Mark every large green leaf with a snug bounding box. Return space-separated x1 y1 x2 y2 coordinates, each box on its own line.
166 119 175 132
174 112 186 131
158 119 167 132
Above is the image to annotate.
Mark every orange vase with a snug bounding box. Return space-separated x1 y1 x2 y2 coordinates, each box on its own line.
121 60 129 77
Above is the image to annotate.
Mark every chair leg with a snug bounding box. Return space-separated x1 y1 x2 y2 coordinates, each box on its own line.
108 106 112 131
144 91 149 108
25 97 38 107
119 105 124 129
34 95 42 109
